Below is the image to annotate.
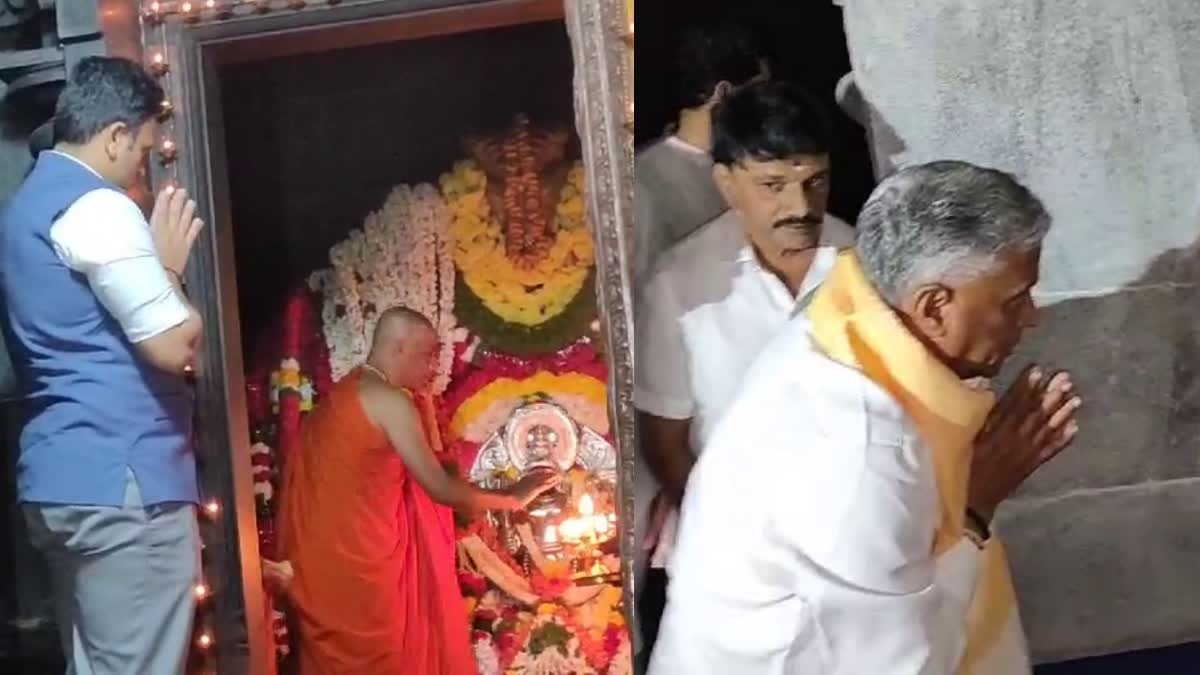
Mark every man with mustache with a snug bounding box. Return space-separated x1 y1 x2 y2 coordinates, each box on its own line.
649 161 1078 674
633 80 855 659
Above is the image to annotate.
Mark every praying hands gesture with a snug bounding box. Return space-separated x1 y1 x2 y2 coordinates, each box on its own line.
969 365 1082 522
150 185 204 280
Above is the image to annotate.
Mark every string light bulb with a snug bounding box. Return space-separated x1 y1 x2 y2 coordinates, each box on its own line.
159 138 178 163
197 631 214 649
180 1 193 13
205 0 216 8
160 98 174 117
149 51 168 76
204 499 220 517
194 582 210 599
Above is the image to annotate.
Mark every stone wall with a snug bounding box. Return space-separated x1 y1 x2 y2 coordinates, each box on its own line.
837 0 1200 663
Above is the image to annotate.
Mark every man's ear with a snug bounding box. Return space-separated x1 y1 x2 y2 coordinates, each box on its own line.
101 121 129 160
906 283 956 339
712 163 738 211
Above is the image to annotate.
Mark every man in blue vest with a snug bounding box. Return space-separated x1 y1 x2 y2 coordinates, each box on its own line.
0 56 205 675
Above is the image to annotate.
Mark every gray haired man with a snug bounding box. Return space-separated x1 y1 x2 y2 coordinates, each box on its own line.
650 161 1081 675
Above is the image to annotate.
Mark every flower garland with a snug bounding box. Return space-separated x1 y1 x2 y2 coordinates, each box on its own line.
440 340 609 437
250 441 289 657
454 270 598 357
464 584 628 674
447 371 607 442
311 183 456 391
444 333 627 673
442 159 593 327
244 287 333 663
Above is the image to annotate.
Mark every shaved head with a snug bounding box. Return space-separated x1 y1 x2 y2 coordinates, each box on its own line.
371 307 433 350
367 307 437 388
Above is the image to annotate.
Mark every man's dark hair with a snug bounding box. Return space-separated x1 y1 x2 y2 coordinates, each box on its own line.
711 81 832 166
53 57 163 145
673 22 767 111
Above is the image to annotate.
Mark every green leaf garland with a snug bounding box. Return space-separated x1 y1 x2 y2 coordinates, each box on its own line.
455 269 597 357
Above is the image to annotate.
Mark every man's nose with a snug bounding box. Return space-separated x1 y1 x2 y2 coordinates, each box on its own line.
780 183 814 215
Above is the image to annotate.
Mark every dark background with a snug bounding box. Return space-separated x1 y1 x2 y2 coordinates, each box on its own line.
634 1 1200 673
634 0 875 226
219 19 577 357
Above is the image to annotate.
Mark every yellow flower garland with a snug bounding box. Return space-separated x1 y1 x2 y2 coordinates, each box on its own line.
441 160 594 327
448 371 607 440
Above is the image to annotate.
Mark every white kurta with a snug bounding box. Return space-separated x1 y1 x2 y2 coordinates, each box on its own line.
648 315 1029 675
632 210 855 613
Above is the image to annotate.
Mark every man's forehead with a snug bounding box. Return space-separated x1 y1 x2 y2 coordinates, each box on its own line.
737 154 830 177
984 248 1042 292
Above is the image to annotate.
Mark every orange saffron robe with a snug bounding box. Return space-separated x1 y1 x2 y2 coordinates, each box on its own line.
278 369 476 675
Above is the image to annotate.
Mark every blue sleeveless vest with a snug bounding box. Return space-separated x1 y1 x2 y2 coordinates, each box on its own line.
0 152 197 506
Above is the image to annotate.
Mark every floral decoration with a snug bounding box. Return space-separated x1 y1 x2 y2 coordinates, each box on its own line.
454 269 598 357
442 159 593 328
310 183 456 391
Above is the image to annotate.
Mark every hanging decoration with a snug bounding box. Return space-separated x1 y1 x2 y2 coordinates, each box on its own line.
442 157 593 326
309 183 456 390
440 118 598 357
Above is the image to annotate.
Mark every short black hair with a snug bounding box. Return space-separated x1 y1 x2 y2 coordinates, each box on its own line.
711 81 832 166
673 22 767 111
53 57 163 145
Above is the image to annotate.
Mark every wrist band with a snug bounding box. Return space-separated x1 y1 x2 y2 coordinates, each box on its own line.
963 526 987 550
965 507 992 543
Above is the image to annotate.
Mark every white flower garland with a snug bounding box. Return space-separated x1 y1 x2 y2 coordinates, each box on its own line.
509 640 592 675
310 183 457 392
473 638 502 675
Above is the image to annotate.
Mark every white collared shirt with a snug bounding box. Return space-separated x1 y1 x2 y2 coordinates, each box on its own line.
633 209 856 575
47 151 190 344
648 316 989 675
635 209 855 451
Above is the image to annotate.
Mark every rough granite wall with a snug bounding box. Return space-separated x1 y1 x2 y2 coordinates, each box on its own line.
837 0 1200 663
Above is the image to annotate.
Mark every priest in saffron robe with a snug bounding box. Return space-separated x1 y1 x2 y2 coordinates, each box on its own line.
650 161 1082 674
278 307 560 675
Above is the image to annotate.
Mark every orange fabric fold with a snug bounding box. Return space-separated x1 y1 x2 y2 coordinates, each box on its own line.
279 369 475 675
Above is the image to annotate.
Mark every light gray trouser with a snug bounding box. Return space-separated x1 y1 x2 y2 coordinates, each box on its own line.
23 469 201 675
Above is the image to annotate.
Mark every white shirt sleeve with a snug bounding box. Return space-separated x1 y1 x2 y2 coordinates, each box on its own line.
49 189 191 344
633 271 695 420
773 436 964 675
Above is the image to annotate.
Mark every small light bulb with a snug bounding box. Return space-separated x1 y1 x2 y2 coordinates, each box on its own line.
204 500 220 516
205 0 215 7
181 1 193 12
148 52 168 76
194 583 210 599
197 632 214 649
